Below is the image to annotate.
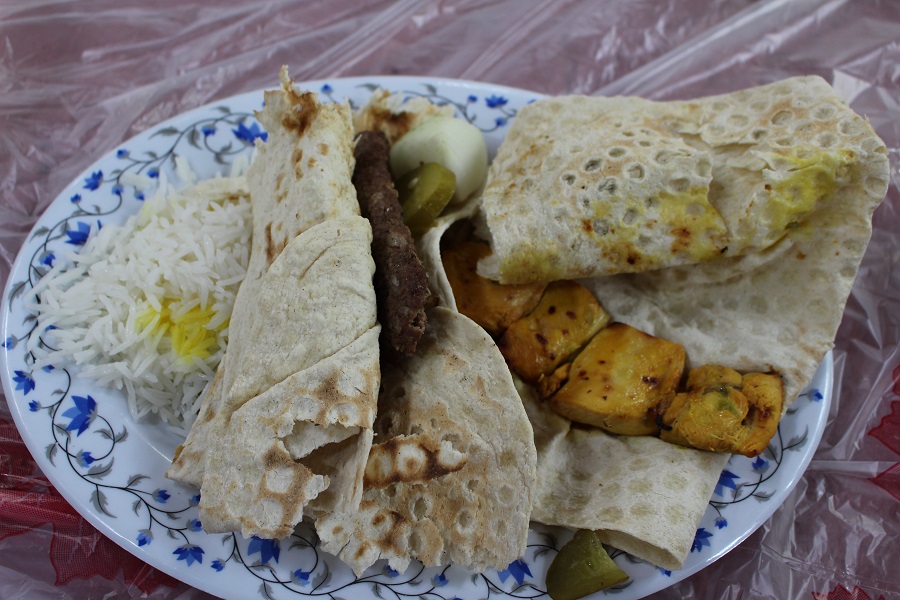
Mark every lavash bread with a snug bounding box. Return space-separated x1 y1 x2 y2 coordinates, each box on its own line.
478 76 889 284
199 216 380 537
519 379 727 571
317 307 537 576
419 72 888 563
168 70 381 539
420 206 723 570
353 88 455 144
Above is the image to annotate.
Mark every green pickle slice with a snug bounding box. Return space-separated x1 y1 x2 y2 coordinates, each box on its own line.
545 530 629 600
396 162 456 236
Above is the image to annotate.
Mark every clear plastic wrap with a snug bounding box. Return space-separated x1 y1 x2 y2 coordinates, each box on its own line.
1 1 898 598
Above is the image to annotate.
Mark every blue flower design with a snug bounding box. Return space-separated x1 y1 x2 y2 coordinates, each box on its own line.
154 489 170 503
201 125 216 137
189 493 201 506
495 116 507 127
173 545 204 566
433 573 449 587
2 336 15 349
715 517 728 529
751 456 769 472
137 530 152 546
135 192 145 201
28 400 40 412
42 365 55 373
485 94 508 108
691 528 713 553
40 252 55 267
187 518 203 532
70 194 82 203
813 389 823 401
383 565 399 578
65 221 92 246
211 559 225 572
112 184 124 196
116 149 129 158
232 122 268 144
147 167 159 179
13 370 35 395
83 170 103 191
320 83 333 94
497 559 532 585
714 469 740 497
61 395 96 436
293 569 311 585
247 536 280 564
467 94 478 103
77 451 96 468
659 567 672 576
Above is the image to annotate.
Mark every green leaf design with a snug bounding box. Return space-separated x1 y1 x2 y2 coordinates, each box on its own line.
127 474 148 487
152 126 180 137
45 443 57 465
86 459 114 480
7 280 27 305
215 106 230 114
114 427 128 443
132 498 142 515
90 489 113 516
30 226 49 240
188 127 201 150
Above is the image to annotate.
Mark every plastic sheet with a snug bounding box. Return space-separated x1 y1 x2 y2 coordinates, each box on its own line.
1 1 898 598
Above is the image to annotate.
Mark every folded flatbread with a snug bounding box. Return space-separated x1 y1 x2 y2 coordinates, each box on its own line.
317 307 537 576
478 76 889 283
519 378 727 571
168 69 380 538
353 88 455 145
420 207 725 570
419 71 888 564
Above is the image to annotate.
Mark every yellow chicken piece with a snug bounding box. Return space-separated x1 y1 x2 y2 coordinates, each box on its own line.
545 323 685 435
659 365 783 457
499 280 610 384
442 240 547 336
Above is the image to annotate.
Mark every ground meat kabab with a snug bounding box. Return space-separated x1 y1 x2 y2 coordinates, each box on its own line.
352 130 433 358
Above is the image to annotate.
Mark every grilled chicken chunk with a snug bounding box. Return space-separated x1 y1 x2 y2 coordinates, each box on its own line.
499 281 610 384
659 365 783 457
442 240 547 336
544 323 685 435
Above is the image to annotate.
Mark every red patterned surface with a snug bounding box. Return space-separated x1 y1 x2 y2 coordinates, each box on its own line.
812 583 887 600
0 418 177 593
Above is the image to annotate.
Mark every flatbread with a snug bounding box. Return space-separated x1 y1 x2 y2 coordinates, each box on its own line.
478 76 889 283
198 216 380 537
317 307 537 576
168 69 381 539
353 88 455 144
168 67 362 487
519 379 727 571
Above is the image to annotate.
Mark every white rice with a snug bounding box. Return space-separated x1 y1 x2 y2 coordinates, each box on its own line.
28 172 252 435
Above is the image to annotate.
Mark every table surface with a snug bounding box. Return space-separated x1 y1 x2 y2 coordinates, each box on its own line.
1 1 898 599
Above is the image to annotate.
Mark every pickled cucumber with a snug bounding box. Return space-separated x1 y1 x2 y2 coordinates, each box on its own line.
396 162 456 236
545 530 629 600
389 116 488 203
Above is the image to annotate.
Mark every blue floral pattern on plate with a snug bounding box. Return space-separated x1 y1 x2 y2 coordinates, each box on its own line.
0 77 833 600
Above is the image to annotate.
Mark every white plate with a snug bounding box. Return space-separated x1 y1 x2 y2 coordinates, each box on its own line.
0 77 832 600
